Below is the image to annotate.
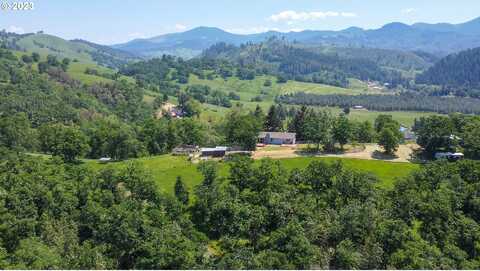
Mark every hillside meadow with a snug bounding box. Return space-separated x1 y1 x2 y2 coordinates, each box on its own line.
181 74 438 126
86 155 420 196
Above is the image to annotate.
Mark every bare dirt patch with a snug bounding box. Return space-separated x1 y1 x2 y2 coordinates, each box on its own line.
253 143 419 163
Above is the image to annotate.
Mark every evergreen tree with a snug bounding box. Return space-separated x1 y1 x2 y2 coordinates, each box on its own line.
288 106 308 141
174 176 189 205
253 104 264 122
264 105 282 132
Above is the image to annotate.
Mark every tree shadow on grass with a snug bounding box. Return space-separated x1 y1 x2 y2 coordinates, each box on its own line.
295 147 352 157
409 148 430 164
371 150 398 161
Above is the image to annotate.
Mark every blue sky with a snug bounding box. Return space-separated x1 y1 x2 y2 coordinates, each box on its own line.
1 0 480 45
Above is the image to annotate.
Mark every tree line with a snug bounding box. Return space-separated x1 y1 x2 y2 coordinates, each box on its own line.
277 92 480 114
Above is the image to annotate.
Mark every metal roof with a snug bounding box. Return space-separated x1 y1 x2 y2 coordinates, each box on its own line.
200 146 228 152
258 132 296 139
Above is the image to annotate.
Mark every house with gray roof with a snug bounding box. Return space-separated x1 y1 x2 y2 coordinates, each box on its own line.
258 132 296 145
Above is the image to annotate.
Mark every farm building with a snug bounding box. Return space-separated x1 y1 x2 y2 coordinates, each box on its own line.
200 146 228 157
258 132 296 145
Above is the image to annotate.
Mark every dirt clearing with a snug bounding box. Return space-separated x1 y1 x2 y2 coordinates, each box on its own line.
253 144 419 163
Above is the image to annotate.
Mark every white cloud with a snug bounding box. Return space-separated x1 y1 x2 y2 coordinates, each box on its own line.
6 25 24 34
269 10 357 22
175 24 187 31
341 12 357 18
401 8 417 15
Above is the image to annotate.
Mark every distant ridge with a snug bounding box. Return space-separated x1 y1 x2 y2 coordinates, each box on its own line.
113 17 480 58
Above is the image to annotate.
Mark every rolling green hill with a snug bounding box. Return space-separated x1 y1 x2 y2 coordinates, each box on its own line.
16 33 96 63
5 32 140 69
13 49 134 85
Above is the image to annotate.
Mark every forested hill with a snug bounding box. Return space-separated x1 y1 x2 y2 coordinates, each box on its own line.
202 40 427 87
0 48 150 126
416 47 480 89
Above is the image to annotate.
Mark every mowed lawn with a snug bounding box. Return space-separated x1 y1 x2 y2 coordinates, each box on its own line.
86 155 419 195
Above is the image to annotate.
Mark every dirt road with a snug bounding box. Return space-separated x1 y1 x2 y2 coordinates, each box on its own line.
253 144 419 163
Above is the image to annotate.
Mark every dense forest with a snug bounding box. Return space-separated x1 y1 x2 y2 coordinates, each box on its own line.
416 47 480 97
294 45 437 72
277 92 480 114
1 152 480 269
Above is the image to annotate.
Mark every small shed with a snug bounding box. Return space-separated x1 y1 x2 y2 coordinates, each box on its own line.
99 157 112 164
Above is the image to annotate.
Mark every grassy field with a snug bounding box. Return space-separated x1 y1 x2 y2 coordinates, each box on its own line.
14 49 135 86
184 75 438 127
16 34 95 63
187 75 375 103
67 62 115 84
200 102 436 127
86 155 419 195
340 108 437 127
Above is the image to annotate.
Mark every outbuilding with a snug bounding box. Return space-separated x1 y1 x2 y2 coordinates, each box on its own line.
200 146 228 157
99 157 112 164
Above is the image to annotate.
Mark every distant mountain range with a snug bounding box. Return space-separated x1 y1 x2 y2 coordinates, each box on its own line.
113 17 480 58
